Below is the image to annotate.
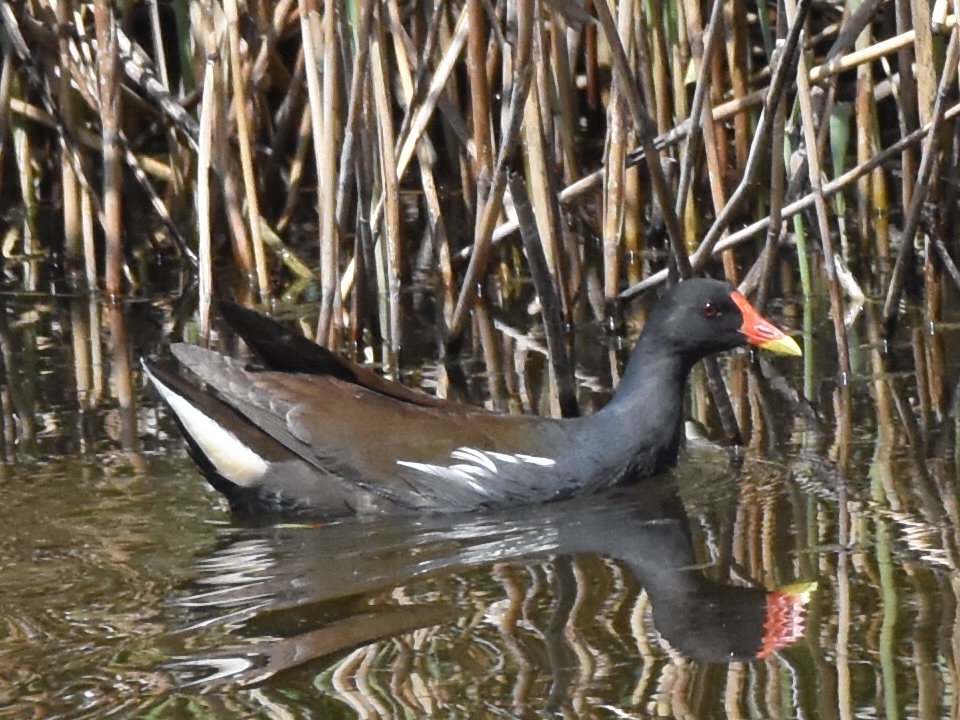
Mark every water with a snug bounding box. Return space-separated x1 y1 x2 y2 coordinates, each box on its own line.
0 295 958 719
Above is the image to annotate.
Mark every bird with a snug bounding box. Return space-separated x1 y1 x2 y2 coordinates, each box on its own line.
143 278 801 519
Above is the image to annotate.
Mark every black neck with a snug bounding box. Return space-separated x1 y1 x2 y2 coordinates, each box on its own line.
573 336 692 484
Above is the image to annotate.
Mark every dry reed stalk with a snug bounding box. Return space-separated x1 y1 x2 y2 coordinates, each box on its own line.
251 0 298 87
93 0 123 297
883 25 960 331
508 173 578 417
647 0 671 134
522 50 567 315
331 0 372 316
785 0 850 375
207 22 257 283
196 38 217 342
12 88 39 291
276 108 313 233
0 44 12 173
384 0 452 329
895 4 919 220
913 0 939 128
225 0 270 298
674 0 724 221
623 162 643 286
682 0 735 283
602 103 628 301
727 0 750 171
755 88 787 308
593 0 685 270
370 14 402 367
298 0 336 343
55 0 81 278
321 0 342 340
854 7 879 262
333 0 373 237
448 0 532 342
549 15 579 184
707 25 730 190
467 0 493 181
600 0 632 301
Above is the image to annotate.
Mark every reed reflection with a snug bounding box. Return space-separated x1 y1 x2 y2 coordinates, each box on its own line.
170 472 814 692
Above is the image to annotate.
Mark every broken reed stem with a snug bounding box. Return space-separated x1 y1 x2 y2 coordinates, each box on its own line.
299 0 337 343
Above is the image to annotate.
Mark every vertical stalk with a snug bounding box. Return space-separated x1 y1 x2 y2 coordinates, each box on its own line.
370 11 402 370
784 0 850 377
197 52 217 342
93 0 123 298
300 0 337 344
225 0 271 298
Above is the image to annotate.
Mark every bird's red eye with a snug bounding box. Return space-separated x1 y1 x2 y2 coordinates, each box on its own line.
702 302 718 318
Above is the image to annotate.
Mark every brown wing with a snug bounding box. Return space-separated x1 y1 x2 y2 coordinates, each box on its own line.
172 345 578 510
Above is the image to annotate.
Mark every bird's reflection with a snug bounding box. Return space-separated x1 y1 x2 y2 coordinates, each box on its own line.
169 458 814 687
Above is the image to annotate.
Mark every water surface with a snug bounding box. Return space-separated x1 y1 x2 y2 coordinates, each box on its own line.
0 295 957 719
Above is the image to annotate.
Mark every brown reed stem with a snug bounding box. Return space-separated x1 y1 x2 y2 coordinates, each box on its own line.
448 0 532 343
786 0 850 376
320 0 341 340
508 172 578 418
371 13 402 368
591 0 685 275
883 25 960 334
688 0 811 277
674 0 726 222
622 98 960 297
225 0 270 298
93 0 123 297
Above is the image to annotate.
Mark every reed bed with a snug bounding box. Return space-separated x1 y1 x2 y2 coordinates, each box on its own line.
3 3 960 716
2 0 958 365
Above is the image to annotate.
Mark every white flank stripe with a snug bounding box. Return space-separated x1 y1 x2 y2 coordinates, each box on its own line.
148 370 269 487
516 454 556 466
451 447 498 473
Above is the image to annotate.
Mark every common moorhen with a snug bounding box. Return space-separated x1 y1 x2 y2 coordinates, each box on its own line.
144 279 801 517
